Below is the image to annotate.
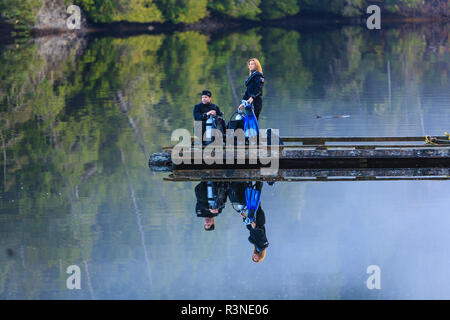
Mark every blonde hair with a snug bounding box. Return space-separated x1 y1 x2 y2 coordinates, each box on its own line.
252 246 266 263
248 58 263 75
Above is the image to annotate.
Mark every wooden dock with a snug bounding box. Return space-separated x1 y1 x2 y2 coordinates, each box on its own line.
164 168 450 182
149 135 450 170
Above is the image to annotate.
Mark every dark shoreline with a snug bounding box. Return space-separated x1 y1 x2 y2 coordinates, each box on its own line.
1 11 449 42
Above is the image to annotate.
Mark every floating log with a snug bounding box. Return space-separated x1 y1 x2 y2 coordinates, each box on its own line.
149 152 172 167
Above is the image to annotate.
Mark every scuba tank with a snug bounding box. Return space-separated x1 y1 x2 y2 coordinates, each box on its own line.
229 183 247 217
235 110 244 121
206 181 217 209
231 202 246 217
233 203 245 213
227 110 245 131
205 114 215 143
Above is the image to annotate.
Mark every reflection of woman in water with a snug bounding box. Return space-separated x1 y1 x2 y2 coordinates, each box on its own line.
229 181 269 263
248 206 268 263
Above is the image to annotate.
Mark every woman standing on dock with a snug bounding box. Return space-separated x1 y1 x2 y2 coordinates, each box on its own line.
238 58 265 119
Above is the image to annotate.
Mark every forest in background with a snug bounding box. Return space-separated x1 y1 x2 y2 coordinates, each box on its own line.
0 0 449 29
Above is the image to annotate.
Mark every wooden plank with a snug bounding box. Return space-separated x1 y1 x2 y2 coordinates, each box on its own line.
190 136 445 143
169 167 450 179
280 136 438 143
165 176 450 182
280 144 450 149
282 148 450 158
163 144 450 152
300 138 326 145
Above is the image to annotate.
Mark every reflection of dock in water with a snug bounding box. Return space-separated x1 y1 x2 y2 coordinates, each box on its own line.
164 168 450 182
150 136 450 171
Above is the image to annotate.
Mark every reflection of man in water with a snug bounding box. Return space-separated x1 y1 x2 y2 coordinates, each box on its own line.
195 181 228 231
228 181 269 263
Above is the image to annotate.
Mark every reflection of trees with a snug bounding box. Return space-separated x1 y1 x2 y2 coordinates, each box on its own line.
0 23 448 297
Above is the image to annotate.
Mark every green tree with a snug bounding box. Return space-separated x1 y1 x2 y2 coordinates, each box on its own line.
208 0 261 20
75 0 163 23
299 0 367 17
260 0 300 20
156 0 207 23
0 0 42 27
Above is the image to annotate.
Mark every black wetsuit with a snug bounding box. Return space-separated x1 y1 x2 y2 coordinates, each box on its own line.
193 102 223 140
195 181 228 218
193 102 223 121
243 71 264 119
247 207 269 253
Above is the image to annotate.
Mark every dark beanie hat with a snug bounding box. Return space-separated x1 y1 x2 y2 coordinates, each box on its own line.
201 90 212 97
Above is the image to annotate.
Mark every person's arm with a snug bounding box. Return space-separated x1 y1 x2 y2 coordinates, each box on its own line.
214 105 223 117
195 182 205 201
193 105 207 121
249 75 264 100
238 92 250 110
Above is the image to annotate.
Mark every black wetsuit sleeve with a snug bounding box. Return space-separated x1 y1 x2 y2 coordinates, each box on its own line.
214 105 223 117
249 75 264 99
194 105 207 121
195 182 206 201
248 227 269 250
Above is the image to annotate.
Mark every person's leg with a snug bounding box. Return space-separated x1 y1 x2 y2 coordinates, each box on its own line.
253 97 262 119
255 207 265 227
254 99 262 120
253 100 262 120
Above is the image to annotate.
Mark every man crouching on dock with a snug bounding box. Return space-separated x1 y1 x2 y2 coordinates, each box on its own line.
193 90 224 143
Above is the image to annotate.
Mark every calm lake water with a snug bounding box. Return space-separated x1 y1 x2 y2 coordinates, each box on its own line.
0 22 449 299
